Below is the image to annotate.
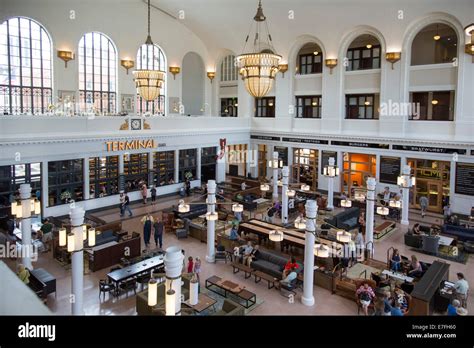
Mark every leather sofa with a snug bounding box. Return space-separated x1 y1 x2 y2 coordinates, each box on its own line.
404 231 422 248
325 207 360 230
136 274 191 315
250 250 303 280
212 299 245 316
441 224 474 242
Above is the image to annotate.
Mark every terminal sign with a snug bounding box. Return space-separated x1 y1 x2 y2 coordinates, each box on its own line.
106 139 157 152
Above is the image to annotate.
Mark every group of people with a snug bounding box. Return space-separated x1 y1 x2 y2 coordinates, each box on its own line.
356 282 410 316
141 213 164 249
186 255 202 282
390 251 424 278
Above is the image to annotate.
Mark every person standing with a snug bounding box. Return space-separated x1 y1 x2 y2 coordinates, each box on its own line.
354 229 365 262
452 273 469 308
358 211 366 234
194 256 202 282
122 193 133 217
185 179 191 197
119 192 125 217
443 203 452 223
187 256 194 274
150 185 157 205
419 195 429 218
153 217 164 249
141 213 154 249
241 181 247 191
40 218 54 252
141 184 148 204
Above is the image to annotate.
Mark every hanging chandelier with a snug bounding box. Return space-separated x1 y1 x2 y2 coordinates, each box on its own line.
133 0 165 101
236 0 281 98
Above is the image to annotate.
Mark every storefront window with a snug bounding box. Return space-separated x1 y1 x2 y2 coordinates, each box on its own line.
258 144 267 178
179 149 197 182
201 147 217 181
226 144 248 177
48 159 83 206
292 148 318 190
89 156 119 198
154 151 175 186
0 163 41 207
274 146 288 166
342 153 376 198
123 153 149 192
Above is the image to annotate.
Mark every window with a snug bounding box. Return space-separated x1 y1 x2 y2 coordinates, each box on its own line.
78 32 117 114
220 55 238 82
48 159 83 206
154 151 175 186
298 53 322 74
411 23 457 66
201 147 217 182
296 96 322 118
136 43 166 115
220 98 238 117
345 94 378 119
89 156 119 198
409 91 454 121
123 153 149 191
0 163 41 206
0 17 53 115
255 97 275 118
179 149 197 182
346 45 380 71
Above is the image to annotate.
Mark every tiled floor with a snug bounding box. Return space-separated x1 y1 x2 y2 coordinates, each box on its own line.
5 194 473 315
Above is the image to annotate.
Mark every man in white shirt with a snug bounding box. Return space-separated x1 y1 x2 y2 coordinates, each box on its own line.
241 181 247 191
453 272 469 308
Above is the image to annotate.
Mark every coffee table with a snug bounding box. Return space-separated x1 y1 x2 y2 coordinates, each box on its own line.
205 275 256 308
183 293 217 314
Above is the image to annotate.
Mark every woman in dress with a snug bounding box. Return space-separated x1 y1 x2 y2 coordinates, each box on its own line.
193 256 202 282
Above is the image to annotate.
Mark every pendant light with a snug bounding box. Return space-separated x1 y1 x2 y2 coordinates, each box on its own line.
433 24 441 41
236 1 281 98
133 0 166 101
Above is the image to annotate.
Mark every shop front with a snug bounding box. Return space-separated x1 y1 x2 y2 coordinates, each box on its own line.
292 148 318 190
201 147 217 182
408 159 450 213
258 144 268 179
342 153 376 198
226 144 248 177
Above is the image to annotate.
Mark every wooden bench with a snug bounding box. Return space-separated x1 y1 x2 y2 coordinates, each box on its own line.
253 270 278 289
231 262 253 279
374 221 396 240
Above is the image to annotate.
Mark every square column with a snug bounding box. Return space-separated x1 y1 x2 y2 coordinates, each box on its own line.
83 157 90 200
174 149 180 183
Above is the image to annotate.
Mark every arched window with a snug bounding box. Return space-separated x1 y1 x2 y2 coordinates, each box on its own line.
411 23 457 65
220 55 238 82
296 43 323 74
136 43 166 115
0 17 53 115
346 34 381 71
78 32 117 114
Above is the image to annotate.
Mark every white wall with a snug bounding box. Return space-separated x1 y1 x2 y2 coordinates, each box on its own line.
182 52 205 115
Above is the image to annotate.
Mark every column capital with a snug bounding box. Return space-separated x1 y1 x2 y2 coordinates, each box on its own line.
328 157 335 166
366 177 377 190
19 183 32 200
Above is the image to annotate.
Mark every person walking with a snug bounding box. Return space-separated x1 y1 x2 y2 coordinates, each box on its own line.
122 193 133 217
419 195 429 218
141 184 148 204
150 185 157 205
153 217 164 249
194 256 202 282
119 192 125 217
40 218 54 252
141 213 154 249
185 179 191 197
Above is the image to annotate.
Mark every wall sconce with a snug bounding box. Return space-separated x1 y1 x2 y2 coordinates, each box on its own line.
169 66 181 79
465 23 474 62
466 43 474 56
325 59 337 74
385 52 401 69
278 64 288 77
57 50 74 68
207 71 215 83
120 60 134 74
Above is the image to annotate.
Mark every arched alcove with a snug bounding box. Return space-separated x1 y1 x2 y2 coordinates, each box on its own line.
182 51 205 115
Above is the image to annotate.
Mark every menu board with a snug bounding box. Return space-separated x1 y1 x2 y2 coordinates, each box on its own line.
455 163 474 196
379 156 401 184
321 151 337 175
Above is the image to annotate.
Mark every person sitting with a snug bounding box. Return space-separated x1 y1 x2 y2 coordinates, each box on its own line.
279 266 297 288
390 300 404 316
408 255 423 278
17 264 30 284
390 249 402 272
244 245 260 267
356 282 375 316
447 299 461 316
393 288 409 314
449 215 460 226
240 241 253 263
282 256 300 278
382 290 393 316
265 206 276 223
412 223 422 235
229 224 240 240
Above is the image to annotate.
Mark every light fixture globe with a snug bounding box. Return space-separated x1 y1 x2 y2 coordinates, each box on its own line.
301 184 310 191
232 203 244 213
294 216 306 230
260 183 270 192
205 212 218 221
340 199 352 208
286 189 296 198
236 1 281 98
377 206 389 216
236 53 281 98
314 244 329 258
178 200 190 213
269 230 284 242
336 230 351 243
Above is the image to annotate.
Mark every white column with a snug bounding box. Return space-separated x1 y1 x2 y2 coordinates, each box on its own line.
164 246 184 315
19 184 33 270
327 157 335 210
196 147 202 181
282 166 289 224
174 149 180 183
245 143 252 177
266 145 274 180
148 151 154 187
287 146 294 169
365 177 376 254
206 180 216 263
83 157 90 200
118 154 125 192
401 165 411 226
272 151 279 202
216 146 226 183
41 161 48 212
70 206 85 315
302 200 317 307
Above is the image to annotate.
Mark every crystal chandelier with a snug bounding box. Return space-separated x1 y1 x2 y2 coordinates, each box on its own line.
236 1 281 98
133 0 165 101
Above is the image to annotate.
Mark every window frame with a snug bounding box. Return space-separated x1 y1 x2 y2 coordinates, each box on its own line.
345 94 377 120
220 97 238 117
179 149 197 182
255 97 276 118
298 53 323 75
89 156 119 197
346 44 381 71
153 151 175 186
295 95 322 118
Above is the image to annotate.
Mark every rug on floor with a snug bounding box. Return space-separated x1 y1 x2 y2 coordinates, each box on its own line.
199 288 264 315
346 262 382 280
